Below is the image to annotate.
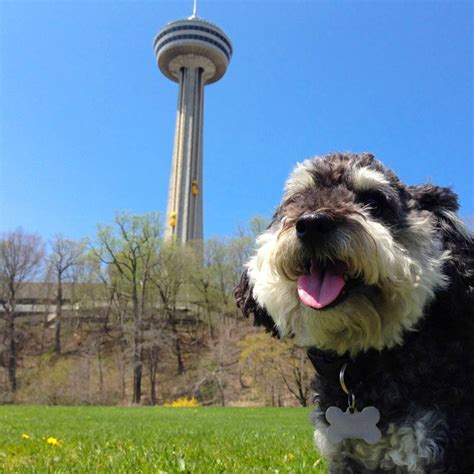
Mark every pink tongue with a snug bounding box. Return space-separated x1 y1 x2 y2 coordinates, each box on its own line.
297 260 346 309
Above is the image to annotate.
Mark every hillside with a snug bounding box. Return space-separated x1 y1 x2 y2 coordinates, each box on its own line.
2 310 314 408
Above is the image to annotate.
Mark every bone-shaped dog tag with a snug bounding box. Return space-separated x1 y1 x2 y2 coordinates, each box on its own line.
325 406 382 445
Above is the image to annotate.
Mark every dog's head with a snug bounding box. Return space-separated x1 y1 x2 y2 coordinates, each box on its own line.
235 153 470 355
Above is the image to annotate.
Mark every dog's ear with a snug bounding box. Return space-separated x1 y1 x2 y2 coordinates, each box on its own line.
408 184 469 242
234 271 279 337
408 184 473 242
408 184 459 214
409 184 473 288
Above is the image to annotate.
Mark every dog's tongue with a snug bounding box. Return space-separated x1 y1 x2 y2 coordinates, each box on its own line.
298 260 346 309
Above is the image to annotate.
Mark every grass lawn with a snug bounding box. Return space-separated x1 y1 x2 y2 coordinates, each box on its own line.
0 406 328 473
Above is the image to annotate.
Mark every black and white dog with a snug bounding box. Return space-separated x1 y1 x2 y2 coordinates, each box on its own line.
235 153 473 473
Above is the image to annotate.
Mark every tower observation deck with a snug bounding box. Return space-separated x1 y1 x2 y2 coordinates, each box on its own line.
154 11 232 243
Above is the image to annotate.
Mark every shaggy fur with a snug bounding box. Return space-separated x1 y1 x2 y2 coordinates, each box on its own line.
235 153 473 473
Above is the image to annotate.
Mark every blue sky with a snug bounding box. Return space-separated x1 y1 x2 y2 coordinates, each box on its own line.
1 0 472 241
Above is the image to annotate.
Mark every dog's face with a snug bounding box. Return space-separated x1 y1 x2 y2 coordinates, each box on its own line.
237 153 457 355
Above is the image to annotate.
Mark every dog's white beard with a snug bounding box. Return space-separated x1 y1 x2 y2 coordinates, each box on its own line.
247 212 449 355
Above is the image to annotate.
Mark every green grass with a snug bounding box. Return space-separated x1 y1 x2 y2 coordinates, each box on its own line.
0 406 328 473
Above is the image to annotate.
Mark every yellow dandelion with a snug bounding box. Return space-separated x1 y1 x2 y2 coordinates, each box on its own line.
46 437 61 446
21 434 30 440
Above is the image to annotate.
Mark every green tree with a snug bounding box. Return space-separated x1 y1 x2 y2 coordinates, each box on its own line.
240 332 312 407
90 212 162 404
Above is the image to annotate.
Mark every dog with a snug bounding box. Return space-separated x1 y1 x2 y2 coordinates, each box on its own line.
235 153 473 473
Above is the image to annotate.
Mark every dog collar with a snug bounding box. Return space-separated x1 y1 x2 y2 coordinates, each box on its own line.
307 346 383 387
307 346 348 379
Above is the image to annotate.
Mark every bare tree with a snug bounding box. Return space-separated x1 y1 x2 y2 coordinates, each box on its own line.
277 346 311 407
206 324 241 406
151 242 193 375
91 212 161 404
190 266 219 339
0 229 44 393
48 235 85 354
143 319 169 405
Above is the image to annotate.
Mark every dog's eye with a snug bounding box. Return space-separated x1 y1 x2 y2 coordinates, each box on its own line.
357 191 387 216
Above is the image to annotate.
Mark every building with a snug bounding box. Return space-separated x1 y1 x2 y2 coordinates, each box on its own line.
153 6 232 243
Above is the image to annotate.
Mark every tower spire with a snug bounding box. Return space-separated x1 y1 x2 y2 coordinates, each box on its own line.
191 0 197 18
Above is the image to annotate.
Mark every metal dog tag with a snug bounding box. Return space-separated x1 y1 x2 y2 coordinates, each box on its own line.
325 362 382 444
325 405 382 444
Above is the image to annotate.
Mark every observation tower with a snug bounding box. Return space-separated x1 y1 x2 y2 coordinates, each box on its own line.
153 3 232 243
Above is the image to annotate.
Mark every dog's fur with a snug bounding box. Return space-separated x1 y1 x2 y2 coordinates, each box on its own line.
235 153 473 473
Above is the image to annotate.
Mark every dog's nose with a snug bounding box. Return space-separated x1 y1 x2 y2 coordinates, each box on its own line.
295 213 335 240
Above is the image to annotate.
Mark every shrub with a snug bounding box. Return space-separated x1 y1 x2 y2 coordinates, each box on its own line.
163 396 200 407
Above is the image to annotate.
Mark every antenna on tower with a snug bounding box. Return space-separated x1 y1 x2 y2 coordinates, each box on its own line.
191 0 198 18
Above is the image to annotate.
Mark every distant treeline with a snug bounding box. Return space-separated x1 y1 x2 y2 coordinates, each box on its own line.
0 213 313 407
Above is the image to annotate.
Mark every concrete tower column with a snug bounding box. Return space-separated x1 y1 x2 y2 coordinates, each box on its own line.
166 55 215 243
154 15 232 244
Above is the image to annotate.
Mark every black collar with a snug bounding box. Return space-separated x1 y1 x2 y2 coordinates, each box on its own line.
307 346 387 391
307 346 349 380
